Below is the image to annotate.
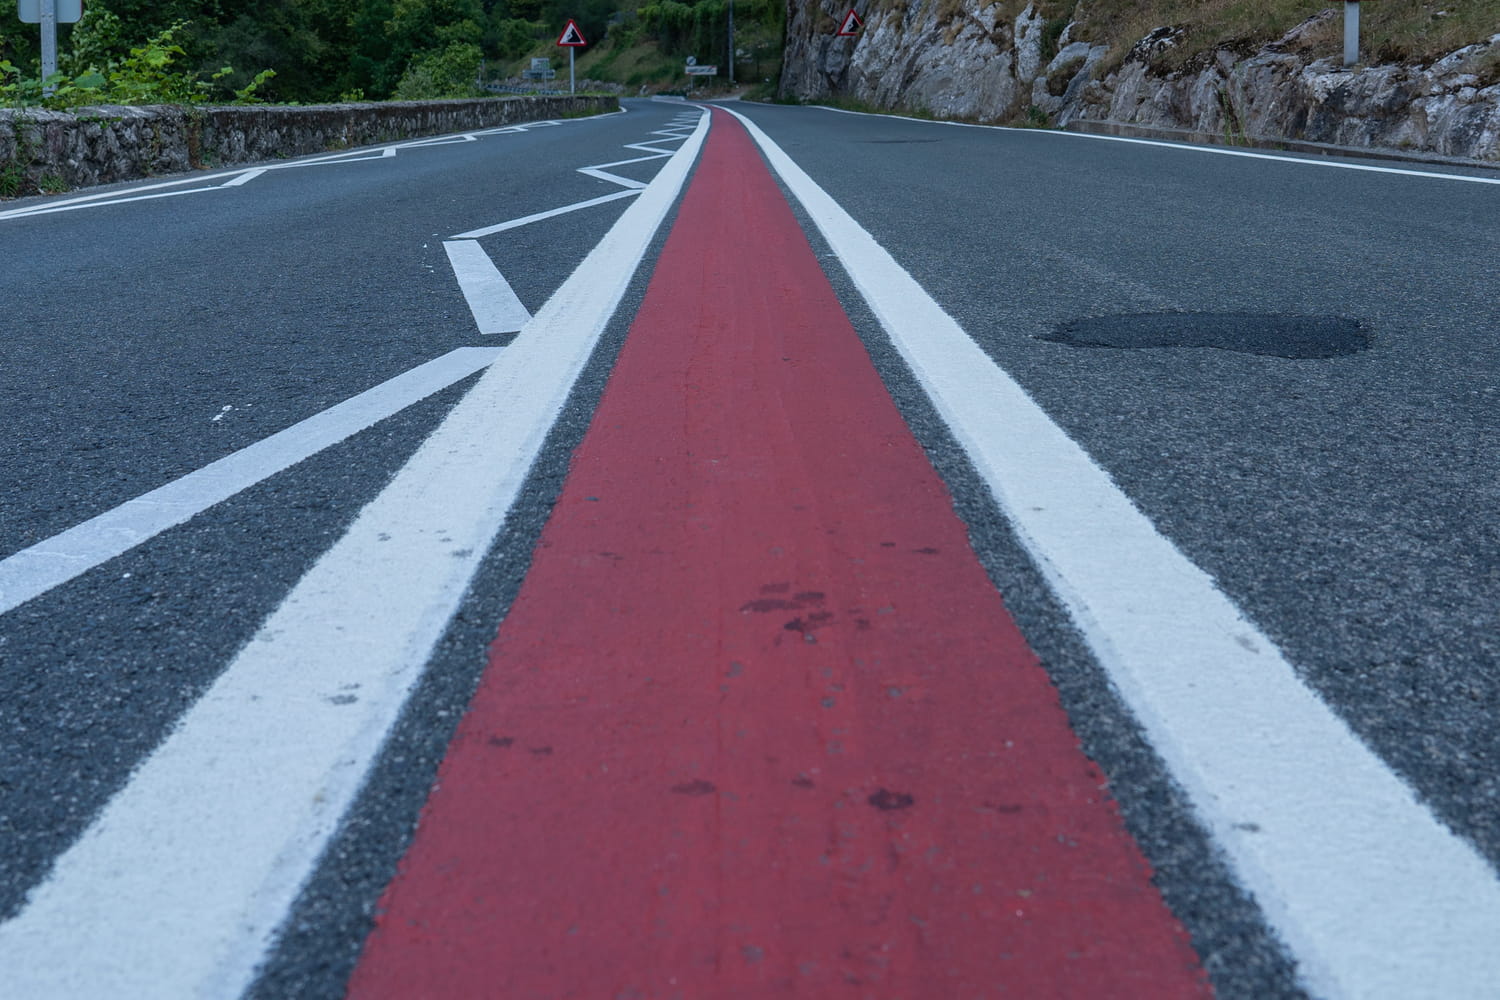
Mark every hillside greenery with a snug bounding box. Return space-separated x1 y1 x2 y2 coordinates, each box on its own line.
0 0 782 107
3 1 1494 109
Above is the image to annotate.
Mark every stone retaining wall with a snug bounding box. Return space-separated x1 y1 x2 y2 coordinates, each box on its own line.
0 94 618 195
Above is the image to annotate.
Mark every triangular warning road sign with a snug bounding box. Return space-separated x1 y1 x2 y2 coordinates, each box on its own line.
837 9 863 36
557 19 587 46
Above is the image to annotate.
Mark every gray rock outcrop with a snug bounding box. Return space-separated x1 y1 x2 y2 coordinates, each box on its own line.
1079 14 1500 160
780 2 1500 162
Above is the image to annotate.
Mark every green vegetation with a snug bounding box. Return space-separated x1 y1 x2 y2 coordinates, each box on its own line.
0 114 28 196
1 21 274 108
563 0 782 92
0 0 786 109
3 1 1491 111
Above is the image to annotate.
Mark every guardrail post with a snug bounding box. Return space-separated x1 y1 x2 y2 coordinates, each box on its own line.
40 0 57 93
1344 1 1360 67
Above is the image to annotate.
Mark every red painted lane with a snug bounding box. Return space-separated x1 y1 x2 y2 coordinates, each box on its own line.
348 109 1209 998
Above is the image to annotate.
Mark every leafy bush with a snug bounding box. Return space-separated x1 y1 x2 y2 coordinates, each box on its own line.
489 18 543 61
392 42 484 100
0 21 273 109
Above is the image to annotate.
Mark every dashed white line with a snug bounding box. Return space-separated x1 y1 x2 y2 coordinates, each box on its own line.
451 189 641 239
442 113 699 333
0 347 503 616
577 159 653 189
443 239 532 335
0 109 709 1000
725 103 1500 1000
0 184 222 218
450 116 697 238
219 169 265 187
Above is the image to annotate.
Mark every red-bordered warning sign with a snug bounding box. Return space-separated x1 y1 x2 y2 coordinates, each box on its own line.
557 19 587 46
837 9 863 35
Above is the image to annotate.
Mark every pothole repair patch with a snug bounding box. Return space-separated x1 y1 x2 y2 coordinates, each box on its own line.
1039 313 1371 359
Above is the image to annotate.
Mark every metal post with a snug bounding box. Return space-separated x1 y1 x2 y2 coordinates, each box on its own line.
40 0 57 94
1343 1 1360 68
569 47 575 93
727 0 735 86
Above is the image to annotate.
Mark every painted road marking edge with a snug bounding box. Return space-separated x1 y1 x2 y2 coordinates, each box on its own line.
723 103 1500 1000
0 109 710 1000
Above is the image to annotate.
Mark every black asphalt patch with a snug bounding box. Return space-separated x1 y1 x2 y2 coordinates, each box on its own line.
1042 312 1371 359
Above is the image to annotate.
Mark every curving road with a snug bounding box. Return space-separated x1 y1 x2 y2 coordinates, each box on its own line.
1 97 1497 999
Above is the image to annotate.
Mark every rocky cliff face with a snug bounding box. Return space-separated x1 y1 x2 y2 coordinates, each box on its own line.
780 1 1500 162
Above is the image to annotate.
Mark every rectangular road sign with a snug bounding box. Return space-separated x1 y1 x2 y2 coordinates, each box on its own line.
18 0 83 23
685 65 717 75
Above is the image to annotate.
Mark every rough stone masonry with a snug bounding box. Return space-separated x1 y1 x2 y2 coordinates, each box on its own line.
0 95 618 195
781 1 1500 162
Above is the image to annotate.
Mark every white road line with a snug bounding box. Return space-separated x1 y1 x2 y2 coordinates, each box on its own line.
576 166 648 189
0 114 615 222
1044 128 1500 185
443 239 532 335
219 169 265 188
0 109 710 1000
437 113 697 336
724 104 1500 1000
623 142 684 156
451 189 640 239
0 176 241 220
395 134 478 148
264 148 396 168
450 119 695 239
0 184 221 219
810 104 1500 186
0 347 502 617
0 149 395 222
591 152 674 168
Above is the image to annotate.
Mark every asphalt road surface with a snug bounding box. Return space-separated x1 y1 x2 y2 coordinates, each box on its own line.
1 98 1497 999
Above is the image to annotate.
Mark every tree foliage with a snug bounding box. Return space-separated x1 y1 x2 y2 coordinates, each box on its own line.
1 19 274 107
0 0 785 106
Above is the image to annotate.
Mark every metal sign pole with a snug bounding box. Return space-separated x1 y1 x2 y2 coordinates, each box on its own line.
569 47 575 93
40 0 57 93
1343 1 1360 67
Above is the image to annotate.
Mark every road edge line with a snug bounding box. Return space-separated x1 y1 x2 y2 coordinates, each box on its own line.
0 347 503 616
0 109 710 1000
802 103 1500 186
